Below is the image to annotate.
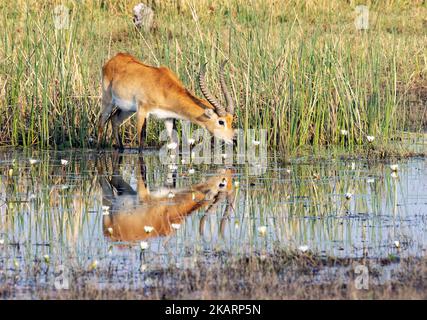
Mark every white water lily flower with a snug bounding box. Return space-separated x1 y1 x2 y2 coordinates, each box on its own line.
188 138 195 145
171 223 181 230
340 129 348 136
257 226 267 236
390 164 399 171
61 159 69 166
29 159 39 165
366 135 375 143
298 245 309 253
140 264 148 272
391 172 398 179
140 241 149 250
144 226 154 233
252 140 260 146
107 227 113 235
394 241 400 248
188 168 195 174
167 142 178 150
168 192 175 199
43 254 50 263
345 192 353 200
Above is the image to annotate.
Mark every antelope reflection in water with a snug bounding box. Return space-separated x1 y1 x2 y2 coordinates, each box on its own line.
98 155 235 242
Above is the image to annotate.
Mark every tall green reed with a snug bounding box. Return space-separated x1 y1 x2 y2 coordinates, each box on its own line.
0 0 425 153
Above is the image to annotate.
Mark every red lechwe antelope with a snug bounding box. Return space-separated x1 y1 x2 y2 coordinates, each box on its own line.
98 53 235 152
99 157 235 242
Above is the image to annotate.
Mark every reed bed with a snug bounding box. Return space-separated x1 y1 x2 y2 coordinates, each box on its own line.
0 0 426 152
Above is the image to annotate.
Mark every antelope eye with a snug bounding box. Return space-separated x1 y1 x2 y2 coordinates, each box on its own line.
218 120 225 126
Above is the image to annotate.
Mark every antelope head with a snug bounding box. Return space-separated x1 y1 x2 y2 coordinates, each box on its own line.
198 61 235 144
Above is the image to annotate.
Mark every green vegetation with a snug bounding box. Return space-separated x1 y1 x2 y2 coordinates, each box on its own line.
0 0 426 153
0 150 426 299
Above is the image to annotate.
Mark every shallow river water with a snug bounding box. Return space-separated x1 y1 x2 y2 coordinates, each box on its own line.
0 149 426 293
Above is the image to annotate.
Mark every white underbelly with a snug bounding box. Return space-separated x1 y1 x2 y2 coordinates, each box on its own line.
148 109 186 120
110 94 186 120
112 93 137 112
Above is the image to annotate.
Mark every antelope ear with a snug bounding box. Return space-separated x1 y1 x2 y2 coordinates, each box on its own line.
204 109 214 118
197 108 216 122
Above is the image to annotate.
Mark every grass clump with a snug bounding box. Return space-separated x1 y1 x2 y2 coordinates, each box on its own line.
0 0 426 154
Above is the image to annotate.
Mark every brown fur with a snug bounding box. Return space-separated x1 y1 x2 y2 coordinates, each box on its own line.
98 53 235 151
101 168 234 242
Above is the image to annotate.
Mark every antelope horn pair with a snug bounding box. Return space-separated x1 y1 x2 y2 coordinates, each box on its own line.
198 61 234 117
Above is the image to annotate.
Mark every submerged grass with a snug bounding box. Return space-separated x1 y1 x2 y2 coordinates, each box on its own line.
1 251 425 300
0 1 426 152
0 151 426 299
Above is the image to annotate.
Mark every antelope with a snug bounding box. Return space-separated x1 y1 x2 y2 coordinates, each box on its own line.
98 53 235 152
98 155 235 242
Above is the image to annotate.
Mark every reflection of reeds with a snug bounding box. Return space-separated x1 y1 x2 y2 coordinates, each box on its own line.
0 151 425 297
1 1 425 152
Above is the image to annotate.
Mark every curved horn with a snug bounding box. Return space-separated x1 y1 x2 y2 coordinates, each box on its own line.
198 63 227 117
219 60 234 115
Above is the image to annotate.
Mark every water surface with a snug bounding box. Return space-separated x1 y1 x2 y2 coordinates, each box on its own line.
0 149 426 292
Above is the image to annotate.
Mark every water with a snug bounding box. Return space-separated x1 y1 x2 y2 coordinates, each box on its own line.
0 149 426 293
